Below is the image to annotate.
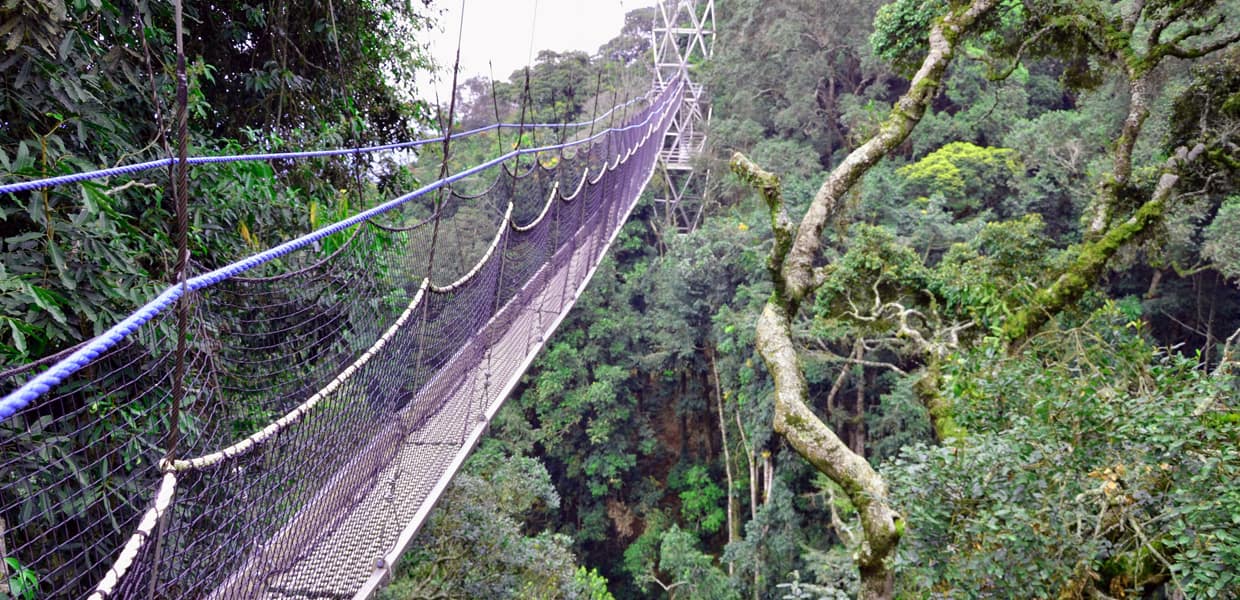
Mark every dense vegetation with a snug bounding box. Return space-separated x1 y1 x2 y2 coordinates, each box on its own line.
2 0 1238 598
0 0 432 369
389 0 1239 598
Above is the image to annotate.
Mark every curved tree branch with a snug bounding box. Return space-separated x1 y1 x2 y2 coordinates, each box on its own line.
731 2 998 595
1006 144 1206 343
781 0 999 305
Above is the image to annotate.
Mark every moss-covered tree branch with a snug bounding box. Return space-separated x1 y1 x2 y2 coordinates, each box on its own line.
731 1 999 596
755 302 902 598
1005 144 1206 343
782 0 999 305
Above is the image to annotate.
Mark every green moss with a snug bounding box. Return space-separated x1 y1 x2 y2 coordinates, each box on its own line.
1005 197 1168 343
782 409 808 433
915 365 968 443
1098 537 1166 585
1202 412 1240 428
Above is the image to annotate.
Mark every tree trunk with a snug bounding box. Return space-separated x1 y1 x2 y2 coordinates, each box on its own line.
732 2 998 595
708 346 739 571
756 304 901 596
1086 73 1150 239
736 408 759 521
852 369 866 455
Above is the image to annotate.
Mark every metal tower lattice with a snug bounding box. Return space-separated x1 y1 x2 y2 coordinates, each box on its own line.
651 0 715 233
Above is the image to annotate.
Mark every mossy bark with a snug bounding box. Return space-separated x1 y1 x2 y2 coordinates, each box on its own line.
913 360 966 443
780 0 998 305
1005 145 1204 344
756 303 900 598
731 2 998 596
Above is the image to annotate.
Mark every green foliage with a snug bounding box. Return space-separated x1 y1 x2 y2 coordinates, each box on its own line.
0 0 435 368
814 223 931 331
933 214 1054 331
3 557 38 600
190 0 432 141
724 476 808 596
1204 196 1240 282
1167 48 1240 176
622 510 669 591
884 305 1240 597
870 0 949 72
865 375 934 461
707 0 886 179
671 464 727 535
3 0 1220 596
573 567 617 600
1003 108 1110 237
896 142 1022 215
382 444 602 599
657 525 740 600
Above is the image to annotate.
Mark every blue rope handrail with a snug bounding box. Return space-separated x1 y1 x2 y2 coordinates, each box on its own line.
0 89 656 195
0 77 684 421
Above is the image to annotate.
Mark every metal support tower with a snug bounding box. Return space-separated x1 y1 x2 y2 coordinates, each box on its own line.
651 0 715 234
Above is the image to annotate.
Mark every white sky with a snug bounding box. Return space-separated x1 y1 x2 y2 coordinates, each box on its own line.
420 0 637 102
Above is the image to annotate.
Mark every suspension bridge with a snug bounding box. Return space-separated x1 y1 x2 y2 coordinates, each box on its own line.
0 2 714 599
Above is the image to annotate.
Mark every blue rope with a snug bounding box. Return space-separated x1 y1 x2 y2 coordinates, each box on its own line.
0 78 683 422
0 92 656 195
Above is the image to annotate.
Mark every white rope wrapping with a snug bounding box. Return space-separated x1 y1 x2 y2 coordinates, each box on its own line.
430 203 514 293
88 473 177 600
556 169 591 203
165 280 430 472
512 182 561 232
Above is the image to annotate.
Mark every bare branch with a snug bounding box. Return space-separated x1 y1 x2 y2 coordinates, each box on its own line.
983 25 1054 81
808 346 908 375
824 340 863 409
105 180 159 196
1213 326 1240 378
825 484 860 548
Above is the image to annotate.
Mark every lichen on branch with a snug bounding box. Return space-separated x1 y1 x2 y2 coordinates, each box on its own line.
732 1 1000 595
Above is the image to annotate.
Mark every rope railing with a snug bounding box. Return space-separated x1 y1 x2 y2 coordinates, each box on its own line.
0 76 682 600
0 90 657 196
0 78 682 421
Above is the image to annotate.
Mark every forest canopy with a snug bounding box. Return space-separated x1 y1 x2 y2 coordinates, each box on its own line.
1 0 1238 598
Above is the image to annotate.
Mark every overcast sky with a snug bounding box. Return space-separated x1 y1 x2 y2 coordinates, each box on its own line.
421 0 638 101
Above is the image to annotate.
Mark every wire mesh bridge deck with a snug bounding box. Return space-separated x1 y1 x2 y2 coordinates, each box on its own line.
0 79 682 599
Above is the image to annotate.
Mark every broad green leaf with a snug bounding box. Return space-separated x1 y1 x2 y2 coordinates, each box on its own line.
8 319 27 353
26 284 69 325
48 242 75 290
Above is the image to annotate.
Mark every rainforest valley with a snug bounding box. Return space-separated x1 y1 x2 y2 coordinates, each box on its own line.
2 0 1238 598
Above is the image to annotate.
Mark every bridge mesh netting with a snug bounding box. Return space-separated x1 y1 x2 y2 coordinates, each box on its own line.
0 79 681 599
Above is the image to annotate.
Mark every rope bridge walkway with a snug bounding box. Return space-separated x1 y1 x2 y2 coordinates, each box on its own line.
0 77 683 599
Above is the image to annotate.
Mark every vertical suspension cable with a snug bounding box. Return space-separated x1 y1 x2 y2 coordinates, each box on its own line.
558 70 605 313
328 0 369 242
150 1 190 595
168 0 189 466
424 0 469 281
513 68 533 179
411 0 469 430
525 0 540 69
488 61 506 190
587 71 604 166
